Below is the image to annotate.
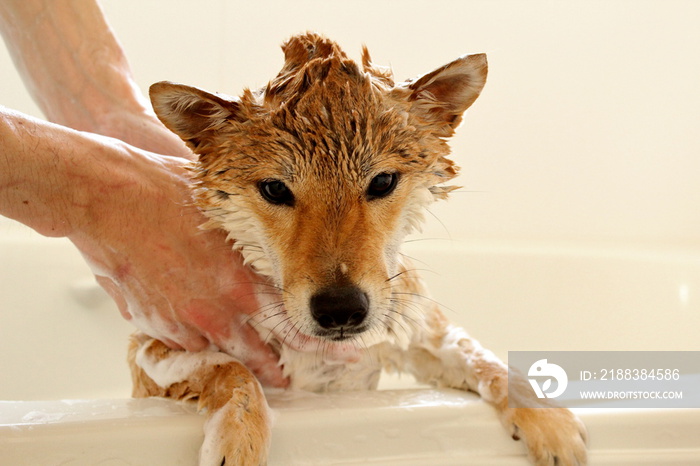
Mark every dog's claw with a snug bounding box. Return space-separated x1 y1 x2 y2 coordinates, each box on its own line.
512 424 521 441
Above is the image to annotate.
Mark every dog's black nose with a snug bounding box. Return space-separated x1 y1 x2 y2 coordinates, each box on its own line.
310 286 369 331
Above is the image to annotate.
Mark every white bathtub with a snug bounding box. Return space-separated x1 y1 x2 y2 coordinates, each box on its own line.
2 222 700 465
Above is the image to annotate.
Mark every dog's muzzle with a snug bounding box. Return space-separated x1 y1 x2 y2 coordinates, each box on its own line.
310 285 369 339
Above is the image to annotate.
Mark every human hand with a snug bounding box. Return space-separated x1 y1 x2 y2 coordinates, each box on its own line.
68 142 288 387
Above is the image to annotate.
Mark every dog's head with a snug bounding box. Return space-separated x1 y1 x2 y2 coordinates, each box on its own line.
150 33 486 346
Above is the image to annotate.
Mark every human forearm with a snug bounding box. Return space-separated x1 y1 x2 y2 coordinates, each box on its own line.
0 106 123 237
0 0 143 128
0 0 189 157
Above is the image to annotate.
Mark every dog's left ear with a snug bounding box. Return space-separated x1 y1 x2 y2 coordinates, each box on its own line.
401 53 487 137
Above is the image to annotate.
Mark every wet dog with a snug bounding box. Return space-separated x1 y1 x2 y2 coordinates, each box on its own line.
129 33 587 465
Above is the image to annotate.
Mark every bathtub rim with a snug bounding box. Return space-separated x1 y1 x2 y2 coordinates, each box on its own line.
2 389 700 465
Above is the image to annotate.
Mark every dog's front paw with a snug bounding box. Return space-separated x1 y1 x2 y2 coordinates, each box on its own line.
505 407 587 466
198 392 272 466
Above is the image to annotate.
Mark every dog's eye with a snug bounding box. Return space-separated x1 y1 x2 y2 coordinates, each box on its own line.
259 180 294 206
366 172 399 200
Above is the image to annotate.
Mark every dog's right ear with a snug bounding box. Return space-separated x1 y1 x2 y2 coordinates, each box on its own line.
149 81 244 151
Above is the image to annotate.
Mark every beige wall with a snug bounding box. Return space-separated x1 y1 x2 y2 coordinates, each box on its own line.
2 0 699 246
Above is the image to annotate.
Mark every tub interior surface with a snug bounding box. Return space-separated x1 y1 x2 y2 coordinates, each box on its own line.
3 230 700 401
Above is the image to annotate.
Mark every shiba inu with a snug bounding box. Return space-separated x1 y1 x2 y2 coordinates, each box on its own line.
129 33 587 465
